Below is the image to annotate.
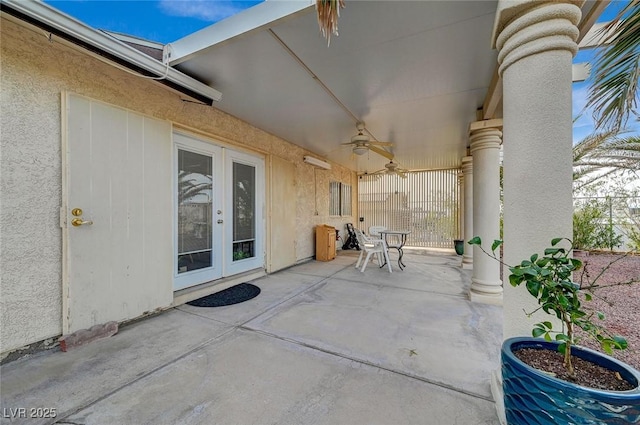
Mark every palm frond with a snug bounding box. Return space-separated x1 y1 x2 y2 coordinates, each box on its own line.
573 133 640 190
316 0 345 46
573 130 619 162
586 0 640 131
178 171 212 203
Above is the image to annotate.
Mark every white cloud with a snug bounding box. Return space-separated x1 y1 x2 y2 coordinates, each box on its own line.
159 0 256 22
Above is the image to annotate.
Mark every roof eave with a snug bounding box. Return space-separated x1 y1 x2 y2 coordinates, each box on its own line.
0 0 222 104
165 0 315 66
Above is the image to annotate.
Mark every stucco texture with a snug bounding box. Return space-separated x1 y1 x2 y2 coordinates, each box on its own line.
0 18 357 355
496 2 576 338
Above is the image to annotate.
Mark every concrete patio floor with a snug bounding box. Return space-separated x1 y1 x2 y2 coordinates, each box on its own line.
1 250 503 425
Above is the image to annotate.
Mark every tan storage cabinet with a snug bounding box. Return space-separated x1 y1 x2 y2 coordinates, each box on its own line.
315 225 336 261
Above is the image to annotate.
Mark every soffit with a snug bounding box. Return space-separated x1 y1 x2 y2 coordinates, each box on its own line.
168 0 602 173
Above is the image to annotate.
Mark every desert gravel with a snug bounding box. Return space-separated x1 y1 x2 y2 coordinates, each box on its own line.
573 252 640 372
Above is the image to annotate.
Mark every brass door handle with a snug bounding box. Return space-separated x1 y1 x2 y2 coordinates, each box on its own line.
71 218 93 227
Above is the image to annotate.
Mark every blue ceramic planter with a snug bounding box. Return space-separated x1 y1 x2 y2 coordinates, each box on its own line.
502 337 640 425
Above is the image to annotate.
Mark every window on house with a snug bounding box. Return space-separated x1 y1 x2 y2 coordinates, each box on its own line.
329 182 352 216
329 182 340 216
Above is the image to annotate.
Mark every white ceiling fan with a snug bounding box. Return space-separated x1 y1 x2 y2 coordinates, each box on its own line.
341 122 394 160
364 160 409 178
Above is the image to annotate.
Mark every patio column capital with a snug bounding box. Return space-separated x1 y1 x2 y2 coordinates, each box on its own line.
469 127 502 155
492 1 583 76
461 155 473 174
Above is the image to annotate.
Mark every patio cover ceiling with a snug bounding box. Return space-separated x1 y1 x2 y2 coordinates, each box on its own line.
167 0 604 173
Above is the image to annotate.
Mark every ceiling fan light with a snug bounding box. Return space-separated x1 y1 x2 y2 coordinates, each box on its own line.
353 146 368 155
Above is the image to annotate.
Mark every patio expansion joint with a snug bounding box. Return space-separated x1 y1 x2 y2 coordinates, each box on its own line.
45 326 238 425
283 268 351 279
239 281 335 326
330 275 471 301
239 326 495 404
49 270 356 424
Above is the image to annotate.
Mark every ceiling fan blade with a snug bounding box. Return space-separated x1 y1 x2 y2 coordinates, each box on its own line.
369 141 393 147
369 145 394 160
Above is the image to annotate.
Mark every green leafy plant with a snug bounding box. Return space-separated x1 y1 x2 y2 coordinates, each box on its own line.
619 197 640 252
624 222 640 251
469 236 628 379
573 201 623 251
233 250 251 261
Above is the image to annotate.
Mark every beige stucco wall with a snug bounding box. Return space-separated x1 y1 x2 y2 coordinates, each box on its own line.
0 18 357 355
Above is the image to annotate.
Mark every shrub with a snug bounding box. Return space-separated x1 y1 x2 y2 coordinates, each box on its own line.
573 201 623 250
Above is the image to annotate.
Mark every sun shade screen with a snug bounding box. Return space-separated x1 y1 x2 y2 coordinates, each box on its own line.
358 169 459 248
233 162 256 260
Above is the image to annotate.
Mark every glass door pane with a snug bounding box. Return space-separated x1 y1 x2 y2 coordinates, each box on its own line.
177 149 212 273
232 162 255 261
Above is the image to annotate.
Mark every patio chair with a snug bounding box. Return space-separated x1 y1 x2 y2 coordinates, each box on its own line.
369 225 403 268
368 225 387 238
354 228 392 273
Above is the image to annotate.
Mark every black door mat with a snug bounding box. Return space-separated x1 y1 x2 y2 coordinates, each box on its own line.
186 283 261 307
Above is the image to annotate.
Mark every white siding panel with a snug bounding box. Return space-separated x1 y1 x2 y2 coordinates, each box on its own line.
65 94 173 333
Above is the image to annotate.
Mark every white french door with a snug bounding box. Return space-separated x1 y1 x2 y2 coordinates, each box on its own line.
173 133 264 291
174 134 223 290
225 150 265 275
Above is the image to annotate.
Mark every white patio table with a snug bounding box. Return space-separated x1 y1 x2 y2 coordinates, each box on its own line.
379 230 411 270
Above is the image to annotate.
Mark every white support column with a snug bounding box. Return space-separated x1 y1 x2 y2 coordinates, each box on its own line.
493 1 581 337
457 171 464 240
469 124 503 305
461 156 473 269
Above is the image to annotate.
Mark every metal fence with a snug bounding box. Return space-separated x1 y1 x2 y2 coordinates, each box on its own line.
573 196 640 251
358 169 459 248
357 175 639 251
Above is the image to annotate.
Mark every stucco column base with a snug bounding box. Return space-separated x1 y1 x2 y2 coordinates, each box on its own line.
461 258 473 269
469 290 503 306
469 277 503 305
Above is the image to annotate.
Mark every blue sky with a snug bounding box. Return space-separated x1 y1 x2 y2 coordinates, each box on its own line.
572 1 639 142
45 0 637 141
44 1 263 43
